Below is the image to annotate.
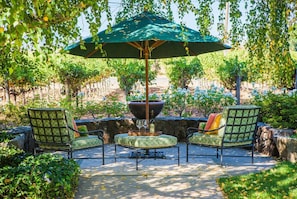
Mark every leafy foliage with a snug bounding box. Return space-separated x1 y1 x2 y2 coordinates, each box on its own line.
87 94 128 118
1 0 297 91
252 90 297 129
217 56 247 90
245 1 297 88
166 57 204 89
0 131 15 143
161 87 190 117
218 161 297 199
161 85 236 117
188 85 237 117
56 61 92 98
0 145 27 167
0 53 45 104
0 148 80 199
109 59 158 96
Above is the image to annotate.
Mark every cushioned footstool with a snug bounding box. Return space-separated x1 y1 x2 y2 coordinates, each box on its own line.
114 133 179 170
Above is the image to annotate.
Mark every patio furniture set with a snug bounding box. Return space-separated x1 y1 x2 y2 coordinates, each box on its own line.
27 105 260 170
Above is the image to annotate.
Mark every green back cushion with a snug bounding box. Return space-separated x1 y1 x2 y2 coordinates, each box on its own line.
218 105 260 142
28 108 75 144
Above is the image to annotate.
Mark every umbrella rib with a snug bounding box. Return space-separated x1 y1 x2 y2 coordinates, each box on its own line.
85 44 104 58
128 42 144 58
150 40 166 50
178 42 196 56
128 42 143 50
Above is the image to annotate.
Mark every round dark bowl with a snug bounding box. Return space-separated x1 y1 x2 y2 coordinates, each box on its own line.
128 100 164 119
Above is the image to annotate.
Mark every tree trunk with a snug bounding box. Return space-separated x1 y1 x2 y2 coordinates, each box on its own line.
4 79 10 104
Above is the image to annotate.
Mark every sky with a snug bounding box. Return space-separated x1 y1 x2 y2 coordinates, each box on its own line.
77 1 247 40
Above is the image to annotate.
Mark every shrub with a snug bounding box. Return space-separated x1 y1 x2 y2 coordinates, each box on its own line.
0 145 27 167
217 56 248 90
188 85 237 117
126 91 160 101
0 131 15 143
252 90 297 129
86 93 128 118
166 57 204 88
0 150 80 199
161 87 190 117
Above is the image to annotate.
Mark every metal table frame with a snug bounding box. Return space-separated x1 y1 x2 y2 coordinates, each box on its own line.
114 143 180 170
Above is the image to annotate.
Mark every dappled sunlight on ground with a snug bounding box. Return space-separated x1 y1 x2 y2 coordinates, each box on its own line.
71 143 276 199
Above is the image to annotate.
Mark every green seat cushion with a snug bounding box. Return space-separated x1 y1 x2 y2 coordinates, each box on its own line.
115 134 177 149
189 132 252 147
40 135 103 151
189 132 222 147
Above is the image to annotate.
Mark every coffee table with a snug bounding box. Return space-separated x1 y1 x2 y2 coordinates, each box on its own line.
114 133 179 170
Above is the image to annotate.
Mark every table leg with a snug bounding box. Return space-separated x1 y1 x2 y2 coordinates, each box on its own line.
136 149 139 170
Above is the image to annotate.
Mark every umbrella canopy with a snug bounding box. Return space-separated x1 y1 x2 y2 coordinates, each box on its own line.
65 11 230 123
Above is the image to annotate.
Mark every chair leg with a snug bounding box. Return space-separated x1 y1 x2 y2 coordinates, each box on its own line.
216 148 219 159
102 144 105 165
186 142 189 162
252 145 254 164
33 147 37 156
69 150 72 159
220 147 223 166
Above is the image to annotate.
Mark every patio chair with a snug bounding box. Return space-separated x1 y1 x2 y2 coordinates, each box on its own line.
186 105 261 165
27 108 105 165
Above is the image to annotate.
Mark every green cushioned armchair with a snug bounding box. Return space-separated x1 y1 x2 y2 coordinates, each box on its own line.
28 108 105 165
186 105 261 165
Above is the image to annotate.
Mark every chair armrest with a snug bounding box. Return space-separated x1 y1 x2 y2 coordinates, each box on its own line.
186 127 203 139
186 118 208 138
202 125 225 134
68 125 104 141
87 129 104 140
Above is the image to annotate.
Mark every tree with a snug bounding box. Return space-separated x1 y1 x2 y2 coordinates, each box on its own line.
1 0 297 89
245 0 297 88
55 61 98 107
217 56 247 90
166 57 204 89
109 59 158 96
0 52 44 104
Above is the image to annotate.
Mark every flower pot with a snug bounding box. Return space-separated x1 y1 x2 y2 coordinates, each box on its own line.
128 100 164 119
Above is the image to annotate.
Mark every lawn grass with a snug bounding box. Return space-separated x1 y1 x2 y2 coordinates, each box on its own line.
217 161 297 199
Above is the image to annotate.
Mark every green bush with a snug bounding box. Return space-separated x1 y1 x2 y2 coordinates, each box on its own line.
160 86 236 117
0 147 80 199
0 146 27 167
166 57 204 88
217 56 247 90
252 90 297 129
188 85 237 117
0 131 15 143
161 87 190 117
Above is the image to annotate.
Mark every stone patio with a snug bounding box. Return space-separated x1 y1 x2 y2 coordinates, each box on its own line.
73 143 276 199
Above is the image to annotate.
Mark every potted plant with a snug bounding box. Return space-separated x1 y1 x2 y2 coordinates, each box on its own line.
127 92 164 119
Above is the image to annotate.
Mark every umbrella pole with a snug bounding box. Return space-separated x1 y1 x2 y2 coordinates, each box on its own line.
144 41 150 127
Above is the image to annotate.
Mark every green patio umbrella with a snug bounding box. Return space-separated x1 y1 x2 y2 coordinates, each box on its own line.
65 11 230 123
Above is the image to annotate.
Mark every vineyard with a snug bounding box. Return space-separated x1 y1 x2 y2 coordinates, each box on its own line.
0 74 273 107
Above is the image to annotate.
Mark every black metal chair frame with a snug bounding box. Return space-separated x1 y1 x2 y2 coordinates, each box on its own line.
114 143 180 170
28 108 105 165
186 106 260 165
